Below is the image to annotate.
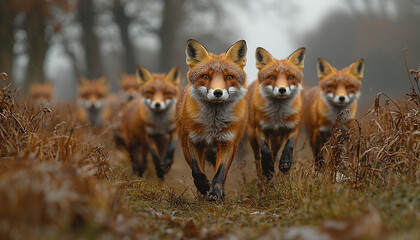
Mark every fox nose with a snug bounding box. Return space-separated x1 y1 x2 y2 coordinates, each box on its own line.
213 89 223 98
155 102 161 109
339 96 345 102
279 87 286 94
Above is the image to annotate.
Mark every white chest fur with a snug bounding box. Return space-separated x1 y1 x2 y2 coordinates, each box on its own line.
189 101 239 144
259 97 299 131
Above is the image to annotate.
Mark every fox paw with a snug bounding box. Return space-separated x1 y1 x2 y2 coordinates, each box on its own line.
279 162 292 173
206 185 224 202
160 161 172 174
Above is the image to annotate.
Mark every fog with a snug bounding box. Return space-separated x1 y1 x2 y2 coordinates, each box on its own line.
1 0 419 107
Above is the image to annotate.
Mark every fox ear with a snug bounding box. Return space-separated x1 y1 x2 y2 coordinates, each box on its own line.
317 58 333 79
225 40 247 68
167 66 181 86
185 39 210 68
136 65 152 84
98 76 108 85
348 58 364 79
255 47 274 70
288 47 306 69
119 73 127 81
78 76 89 85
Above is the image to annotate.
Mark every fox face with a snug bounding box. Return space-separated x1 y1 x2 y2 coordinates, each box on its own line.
256 47 305 100
186 39 247 104
317 58 364 108
30 82 53 106
137 66 180 112
77 77 109 110
119 73 140 101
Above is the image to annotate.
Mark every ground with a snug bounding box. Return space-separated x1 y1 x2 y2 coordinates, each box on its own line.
0 74 419 239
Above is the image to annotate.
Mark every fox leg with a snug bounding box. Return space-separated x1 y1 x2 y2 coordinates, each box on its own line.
279 136 294 173
313 130 330 169
248 127 263 177
150 148 164 179
161 135 177 174
207 142 235 201
261 138 274 180
129 145 147 177
188 143 210 196
148 137 165 179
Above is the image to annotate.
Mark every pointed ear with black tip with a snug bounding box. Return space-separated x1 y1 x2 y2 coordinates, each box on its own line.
167 66 181 86
255 47 274 70
225 40 247 68
136 65 153 85
185 39 210 68
78 76 89 85
288 47 306 69
348 58 364 79
317 58 334 80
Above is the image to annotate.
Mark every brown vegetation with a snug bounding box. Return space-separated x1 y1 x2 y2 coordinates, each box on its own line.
0 67 419 239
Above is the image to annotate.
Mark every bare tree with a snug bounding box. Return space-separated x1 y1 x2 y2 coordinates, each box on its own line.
78 0 103 79
113 0 137 74
0 1 15 83
23 2 48 92
158 0 185 72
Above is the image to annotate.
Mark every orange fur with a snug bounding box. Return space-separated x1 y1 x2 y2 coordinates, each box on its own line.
30 82 54 107
302 58 364 166
248 47 306 180
116 66 180 178
119 73 141 102
76 77 111 127
176 39 248 201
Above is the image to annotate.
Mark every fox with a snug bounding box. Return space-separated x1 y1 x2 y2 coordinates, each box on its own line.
248 47 306 180
116 65 180 179
76 76 111 127
176 39 248 201
302 58 364 167
119 73 141 102
30 82 54 107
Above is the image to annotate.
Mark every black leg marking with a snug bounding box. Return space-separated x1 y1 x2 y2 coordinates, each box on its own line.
261 140 274 180
191 157 210 196
151 149 164 179
279 138 294 173
207 164 225 201
161 140 176 174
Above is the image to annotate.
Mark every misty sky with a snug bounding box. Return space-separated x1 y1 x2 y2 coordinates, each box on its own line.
238 0 347 83
39 0 414 103
43 0 347 98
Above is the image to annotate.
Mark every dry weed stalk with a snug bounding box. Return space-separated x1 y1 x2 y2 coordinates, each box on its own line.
320 61 420 187
0 73 140 238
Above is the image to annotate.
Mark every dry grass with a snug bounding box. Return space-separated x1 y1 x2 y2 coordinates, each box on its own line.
0 67 419 239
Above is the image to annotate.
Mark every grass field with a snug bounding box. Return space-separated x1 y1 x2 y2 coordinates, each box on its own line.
0 69 419 240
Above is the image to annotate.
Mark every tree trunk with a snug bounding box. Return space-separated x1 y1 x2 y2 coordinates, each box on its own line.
113 0 136 74
0 3 15 84
78 0 103 79
158 0 185 72
23 10 48 93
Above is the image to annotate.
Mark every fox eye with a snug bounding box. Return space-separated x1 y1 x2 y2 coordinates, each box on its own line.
346 85 354 90
201 74 210 80
164 91 172 96
328 85 336 89
226 75 233 80
145 91 153 95
288 75 295 80
268 75 276 80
